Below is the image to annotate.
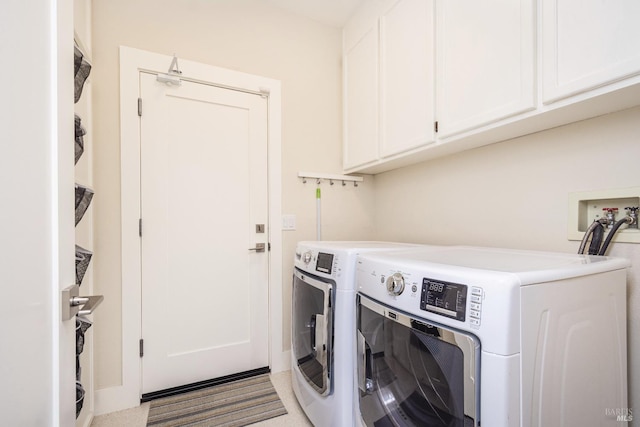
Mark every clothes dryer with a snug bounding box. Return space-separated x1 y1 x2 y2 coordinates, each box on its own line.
291 241 422 427
355 246 630 427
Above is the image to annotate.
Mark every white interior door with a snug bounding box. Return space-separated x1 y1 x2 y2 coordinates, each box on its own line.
139 72 269 394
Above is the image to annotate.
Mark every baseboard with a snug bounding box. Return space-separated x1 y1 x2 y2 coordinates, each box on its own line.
271 349 290 373
79 413 93 427
95 385 140 416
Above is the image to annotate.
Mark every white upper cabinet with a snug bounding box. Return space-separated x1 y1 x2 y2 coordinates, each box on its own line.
542 0 640 103
343 0 434 171
436 0 535 138
344 23 379 170
379 0 435 157
343 0 640 174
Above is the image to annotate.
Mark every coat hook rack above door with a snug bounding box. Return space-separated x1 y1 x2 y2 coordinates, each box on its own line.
298 172 364 187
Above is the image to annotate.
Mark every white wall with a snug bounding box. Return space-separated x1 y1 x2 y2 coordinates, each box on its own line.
373 106 640 416
0 0 76 425
0 3 56 423
91 0 375 391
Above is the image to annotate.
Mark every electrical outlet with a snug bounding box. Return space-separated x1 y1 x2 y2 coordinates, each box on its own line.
282 214 296 231
568 187 640 244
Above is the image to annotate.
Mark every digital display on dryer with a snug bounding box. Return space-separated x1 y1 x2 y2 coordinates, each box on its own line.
316 252 334 274
420 278 467 322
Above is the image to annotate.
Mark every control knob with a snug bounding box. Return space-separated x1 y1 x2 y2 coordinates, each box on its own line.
303 251 312 264
386 272 405 296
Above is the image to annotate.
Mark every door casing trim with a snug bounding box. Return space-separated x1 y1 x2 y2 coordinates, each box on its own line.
96 46 283 414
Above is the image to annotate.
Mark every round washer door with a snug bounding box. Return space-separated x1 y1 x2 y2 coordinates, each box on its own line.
292 268 334 396
357 294 481 427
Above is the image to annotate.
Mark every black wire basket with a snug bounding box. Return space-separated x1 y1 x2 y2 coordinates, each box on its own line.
74 114 86 165
74 45 91 104
76 381 85 418
75 245 93 286
75 184 94 226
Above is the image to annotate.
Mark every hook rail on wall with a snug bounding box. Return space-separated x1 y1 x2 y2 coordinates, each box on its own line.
299 172 364 241
298 171 364 187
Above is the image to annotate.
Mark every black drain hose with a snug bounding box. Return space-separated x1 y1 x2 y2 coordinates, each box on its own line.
578 220 605 255
588 222 605 255
598 217 634 256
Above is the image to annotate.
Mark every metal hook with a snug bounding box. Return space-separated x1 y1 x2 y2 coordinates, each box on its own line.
317 178 321 185
330 180 334 186
354 181 358 187
302 177 307 184
342 180 346 186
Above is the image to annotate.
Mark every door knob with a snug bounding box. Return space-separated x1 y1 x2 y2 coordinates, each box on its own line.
62 284 104 321
248 243 266 253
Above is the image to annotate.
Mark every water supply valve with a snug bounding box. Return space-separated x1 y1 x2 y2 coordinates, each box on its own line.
625 207 639 229
602 208 618 228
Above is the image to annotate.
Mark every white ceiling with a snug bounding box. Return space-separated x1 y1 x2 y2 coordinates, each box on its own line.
265 0 364 28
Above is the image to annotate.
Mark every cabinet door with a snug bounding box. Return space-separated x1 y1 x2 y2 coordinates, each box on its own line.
344 25 379 170
436 0 535 138
379 0 435 157
542 0 640 103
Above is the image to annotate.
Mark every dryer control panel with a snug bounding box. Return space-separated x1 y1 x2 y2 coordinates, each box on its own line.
315 252 334 274
420 278 468 322
295 247 341 280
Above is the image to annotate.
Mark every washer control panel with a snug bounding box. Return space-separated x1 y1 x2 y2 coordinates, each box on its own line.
468 286 484 328
420 278 471 323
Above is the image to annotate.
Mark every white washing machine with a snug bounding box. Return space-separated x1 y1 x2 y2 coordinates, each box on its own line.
355 246 630 427
291 241 422 427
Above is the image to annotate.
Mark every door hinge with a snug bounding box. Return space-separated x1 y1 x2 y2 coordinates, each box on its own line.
138 98 142 117
139 339 144 357
139 218 142 237
434 121 439 133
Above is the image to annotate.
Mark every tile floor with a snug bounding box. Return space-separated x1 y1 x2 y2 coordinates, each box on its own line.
90 371 313 427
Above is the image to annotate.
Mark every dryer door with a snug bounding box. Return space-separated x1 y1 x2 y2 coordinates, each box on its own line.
292 268 334 396
357 294 480 427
